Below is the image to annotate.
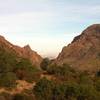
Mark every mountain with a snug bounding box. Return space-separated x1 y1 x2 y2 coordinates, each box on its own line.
56 24 100 72
0 35 42 67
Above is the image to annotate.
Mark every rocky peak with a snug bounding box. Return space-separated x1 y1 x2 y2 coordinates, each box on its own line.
56 24 100 72
72 24 100 43
24 44 31 50
0 35 5 40
23 44 33 53
83 24 100 35
0 35 9 44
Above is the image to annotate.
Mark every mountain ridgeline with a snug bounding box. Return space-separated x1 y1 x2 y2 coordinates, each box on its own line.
0 36 42 67
56 24 100 72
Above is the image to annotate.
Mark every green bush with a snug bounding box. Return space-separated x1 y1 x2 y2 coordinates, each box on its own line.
0 96 6 100
0 92 13 100
95 79 100 92
14 58 40 82
98 53 100 58
0 47 40 86
33 78 100 100
52 83 67 100
33 78 54 100
47 63 76 81
40 58 50 71
77 84 98 100
0 72 17 88
78 72 92 85
13 93 33 100
64 82 79 99
33 78 78 100
0 50 17 73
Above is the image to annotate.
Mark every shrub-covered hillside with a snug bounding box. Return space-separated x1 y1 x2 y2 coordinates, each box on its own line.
0 46 41 88
33 63 100 100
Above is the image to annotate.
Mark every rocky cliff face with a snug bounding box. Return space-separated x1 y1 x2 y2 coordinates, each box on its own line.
0 35 42 66
56 24 100 72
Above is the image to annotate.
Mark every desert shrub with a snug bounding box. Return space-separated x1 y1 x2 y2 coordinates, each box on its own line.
13 93 33 100
98 53 100 58
47 63 75 81
48 64 74 74
14 58 40 82
0 72 17 88
77 84 98 100
33 78 54 100
0 50 17 73
96 70 100 77
33 78 79 100
56 64 75 77
0 92 13 100
47 63 57 74
78 71 93 85
64 82 79 99
52 82 79 100
0 96 6 100
0 47 41 84
95 79 100 92
40 58 50 71
33 78 100 100
52 83 68 100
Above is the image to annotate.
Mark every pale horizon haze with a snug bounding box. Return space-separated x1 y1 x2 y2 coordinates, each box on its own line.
0 0 100 58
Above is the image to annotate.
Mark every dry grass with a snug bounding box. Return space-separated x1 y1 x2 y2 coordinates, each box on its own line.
0 80 36 94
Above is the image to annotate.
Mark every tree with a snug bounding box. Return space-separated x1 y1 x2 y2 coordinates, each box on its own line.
33 78 54 100
64 82 79 99
0 49 17 73
0 72 17 88
47 63 76 81
52 83 67 100
14 58 40 82
77 84 98 100
40 58 50 70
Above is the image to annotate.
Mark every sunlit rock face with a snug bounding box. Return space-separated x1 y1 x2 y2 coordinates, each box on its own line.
0 35 42 67
56 24 100 72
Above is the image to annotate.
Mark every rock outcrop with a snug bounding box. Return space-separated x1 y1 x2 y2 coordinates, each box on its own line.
56 24 100 72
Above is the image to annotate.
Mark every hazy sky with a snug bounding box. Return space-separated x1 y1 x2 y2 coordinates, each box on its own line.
0 0 100 58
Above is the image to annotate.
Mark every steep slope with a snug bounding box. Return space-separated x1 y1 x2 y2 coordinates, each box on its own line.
0 35 42 66
56 24 100 72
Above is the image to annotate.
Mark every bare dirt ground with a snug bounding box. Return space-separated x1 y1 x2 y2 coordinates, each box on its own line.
0 72 55 95
0 80 36 94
